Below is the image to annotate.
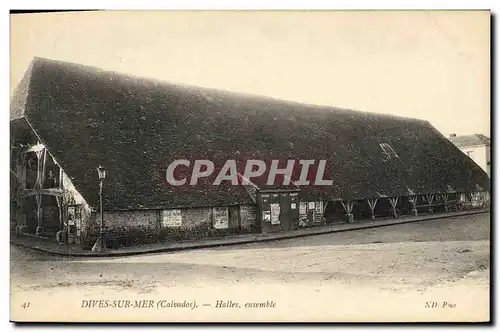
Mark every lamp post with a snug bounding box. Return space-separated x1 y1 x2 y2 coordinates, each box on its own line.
97 165 106 250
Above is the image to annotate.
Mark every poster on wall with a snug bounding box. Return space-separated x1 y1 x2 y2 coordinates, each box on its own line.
313 201 323 223
271 203 281 225
299 202 307 215
213 207 229 229
262 211 271 222
67 206 76 226
162 209 182 227
240 205 257 227
315 201 323 213
299 216 308 227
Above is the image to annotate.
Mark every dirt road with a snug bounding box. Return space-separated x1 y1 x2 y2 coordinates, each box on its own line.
10 212 490 322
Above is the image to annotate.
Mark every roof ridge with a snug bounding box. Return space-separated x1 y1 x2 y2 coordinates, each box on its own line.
10 59 36 120
25 56 426 123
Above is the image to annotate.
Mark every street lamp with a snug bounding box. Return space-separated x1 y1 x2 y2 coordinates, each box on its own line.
97 165 106 251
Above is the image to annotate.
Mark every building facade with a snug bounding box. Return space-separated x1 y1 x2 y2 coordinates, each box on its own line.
449 134 491 178
10 58 491 250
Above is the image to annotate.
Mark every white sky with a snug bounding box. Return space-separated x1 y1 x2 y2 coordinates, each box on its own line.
10 10 490 137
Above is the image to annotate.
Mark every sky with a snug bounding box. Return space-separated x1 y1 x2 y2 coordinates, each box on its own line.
10 10 490 137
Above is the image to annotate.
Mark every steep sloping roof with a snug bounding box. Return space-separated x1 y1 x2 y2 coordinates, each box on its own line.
10 57 490 210
449 134 491 148
10 60 34 121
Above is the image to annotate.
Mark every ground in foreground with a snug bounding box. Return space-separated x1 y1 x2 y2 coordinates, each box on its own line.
10 212 490 322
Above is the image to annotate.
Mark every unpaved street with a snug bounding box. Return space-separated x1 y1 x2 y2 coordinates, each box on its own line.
10 213 490 322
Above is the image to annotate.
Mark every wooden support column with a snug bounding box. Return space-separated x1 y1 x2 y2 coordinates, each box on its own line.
484 191 490 206
388 196 399 218
56 195 63 230
478 191 488 207
35 150 42 190
323 201 329 214
55 195 66 243
42 148 47 187
15 153 27 233
341 200 354 223
59 167 64 189
34 148 47 235
425 194 435 214
441 193 449 212
35 194 43 235
408 195 418 216
367 198 378 220
457 192 464 211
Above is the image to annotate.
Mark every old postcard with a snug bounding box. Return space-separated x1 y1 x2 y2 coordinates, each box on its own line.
9 10 491 323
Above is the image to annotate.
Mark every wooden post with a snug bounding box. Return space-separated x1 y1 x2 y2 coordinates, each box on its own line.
425 194 435 213
408 195 418 216
59 167 64 190
484 191 490 207
35 194 43 235
41 148 47 188
56 196 63 230
367 198 378 220
15 153 27 233
34 148 47 235
35 149 43 190
211 205 215 234
55 195 65 243
323 201 329 214
388 197 399 218
341 200 354 223
441 193 449 212
479 191 488 207
457 192 464 211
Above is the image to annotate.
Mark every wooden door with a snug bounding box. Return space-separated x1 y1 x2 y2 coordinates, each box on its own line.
278 193 290 232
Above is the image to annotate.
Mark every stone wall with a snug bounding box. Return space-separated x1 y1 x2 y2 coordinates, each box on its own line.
104 210 159 229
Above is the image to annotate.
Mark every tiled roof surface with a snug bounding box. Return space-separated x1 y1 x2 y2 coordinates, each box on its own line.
10 57 491 210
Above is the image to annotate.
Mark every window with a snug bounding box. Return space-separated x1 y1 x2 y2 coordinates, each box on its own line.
380 143 399 159
161 209 182 227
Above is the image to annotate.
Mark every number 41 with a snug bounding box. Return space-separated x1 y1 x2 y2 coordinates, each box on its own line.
21 302 30 309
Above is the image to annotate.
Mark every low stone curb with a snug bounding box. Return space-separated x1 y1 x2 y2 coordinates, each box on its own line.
11 209 489 258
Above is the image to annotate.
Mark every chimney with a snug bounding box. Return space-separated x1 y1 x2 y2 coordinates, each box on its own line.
449 133 457 138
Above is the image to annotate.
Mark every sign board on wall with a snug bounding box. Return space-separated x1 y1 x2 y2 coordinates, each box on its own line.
240 205 257 226
270 203 281 225
262 211 271 222
315 201 323 213
313 201 324 223
299 202 307 215
213 207 229 229
162 209 182 227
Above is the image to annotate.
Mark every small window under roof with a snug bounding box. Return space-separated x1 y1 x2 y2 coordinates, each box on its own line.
380 143 399 159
